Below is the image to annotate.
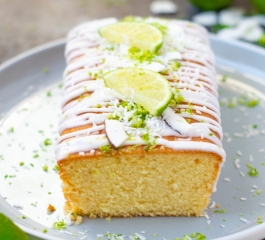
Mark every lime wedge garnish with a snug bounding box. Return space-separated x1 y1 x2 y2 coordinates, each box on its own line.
99 22 163 53
103 68 173 116
0 213 28 240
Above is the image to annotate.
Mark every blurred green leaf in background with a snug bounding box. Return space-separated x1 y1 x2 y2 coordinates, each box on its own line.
0 213 28 240
189 0 234 11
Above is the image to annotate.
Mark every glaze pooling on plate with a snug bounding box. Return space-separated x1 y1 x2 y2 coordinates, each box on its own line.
56 17 225 173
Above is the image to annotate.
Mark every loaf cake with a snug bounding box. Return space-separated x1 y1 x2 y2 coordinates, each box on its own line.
56 17 225 219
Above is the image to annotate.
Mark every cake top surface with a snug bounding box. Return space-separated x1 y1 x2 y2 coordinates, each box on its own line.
56 16 225 162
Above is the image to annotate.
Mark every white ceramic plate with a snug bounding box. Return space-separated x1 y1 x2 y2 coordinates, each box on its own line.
1 36 265 240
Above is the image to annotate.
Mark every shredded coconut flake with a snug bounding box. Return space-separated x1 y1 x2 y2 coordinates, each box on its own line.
240 172 245 177
90 149 95 154
13 204 24 210
204 212 209 219
240 217 250 223
253 185 258 189
261 130 265 135
224 178 230 182
234 133 244 137
234 158 240 168
260 203 265 207
237 151 242 156
221 224 225 228
65 231 74 236
135 233 146 240
240 197 247 201
209 201 216 208
65 213 74 226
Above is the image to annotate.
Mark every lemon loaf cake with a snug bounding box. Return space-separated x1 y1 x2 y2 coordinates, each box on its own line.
56 17 225 218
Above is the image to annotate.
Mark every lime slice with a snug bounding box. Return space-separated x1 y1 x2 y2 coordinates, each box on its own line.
103 68 173 116
0 213 28 240
99 22 163 53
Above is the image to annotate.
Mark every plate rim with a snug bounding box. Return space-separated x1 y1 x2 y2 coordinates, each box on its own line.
0 38 65 72
210 33 265 55
1 36 265 240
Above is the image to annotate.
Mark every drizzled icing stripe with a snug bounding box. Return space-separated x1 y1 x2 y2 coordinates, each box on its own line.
56 17 226 164
55 135 223 161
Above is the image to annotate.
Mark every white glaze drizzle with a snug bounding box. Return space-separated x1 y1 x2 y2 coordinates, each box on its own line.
56 17 226 175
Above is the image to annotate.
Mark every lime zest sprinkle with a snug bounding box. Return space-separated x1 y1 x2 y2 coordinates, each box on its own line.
176 232 206 240
43 138 52 146
53 165 59 171
169 87 185 108
109 100 151 129
237 94 259 108
248 99 259 107
103 232 124 239
128 46 155 63
42 67 49 73
43 165 48 172
227 100 235 109
257 216 263 224
53 219 67 230
99 145 112 153
142 133 157 152
221 75 227 82
31 202 37 207
246 163 259 177
169 61 181 71
214 209 226 213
